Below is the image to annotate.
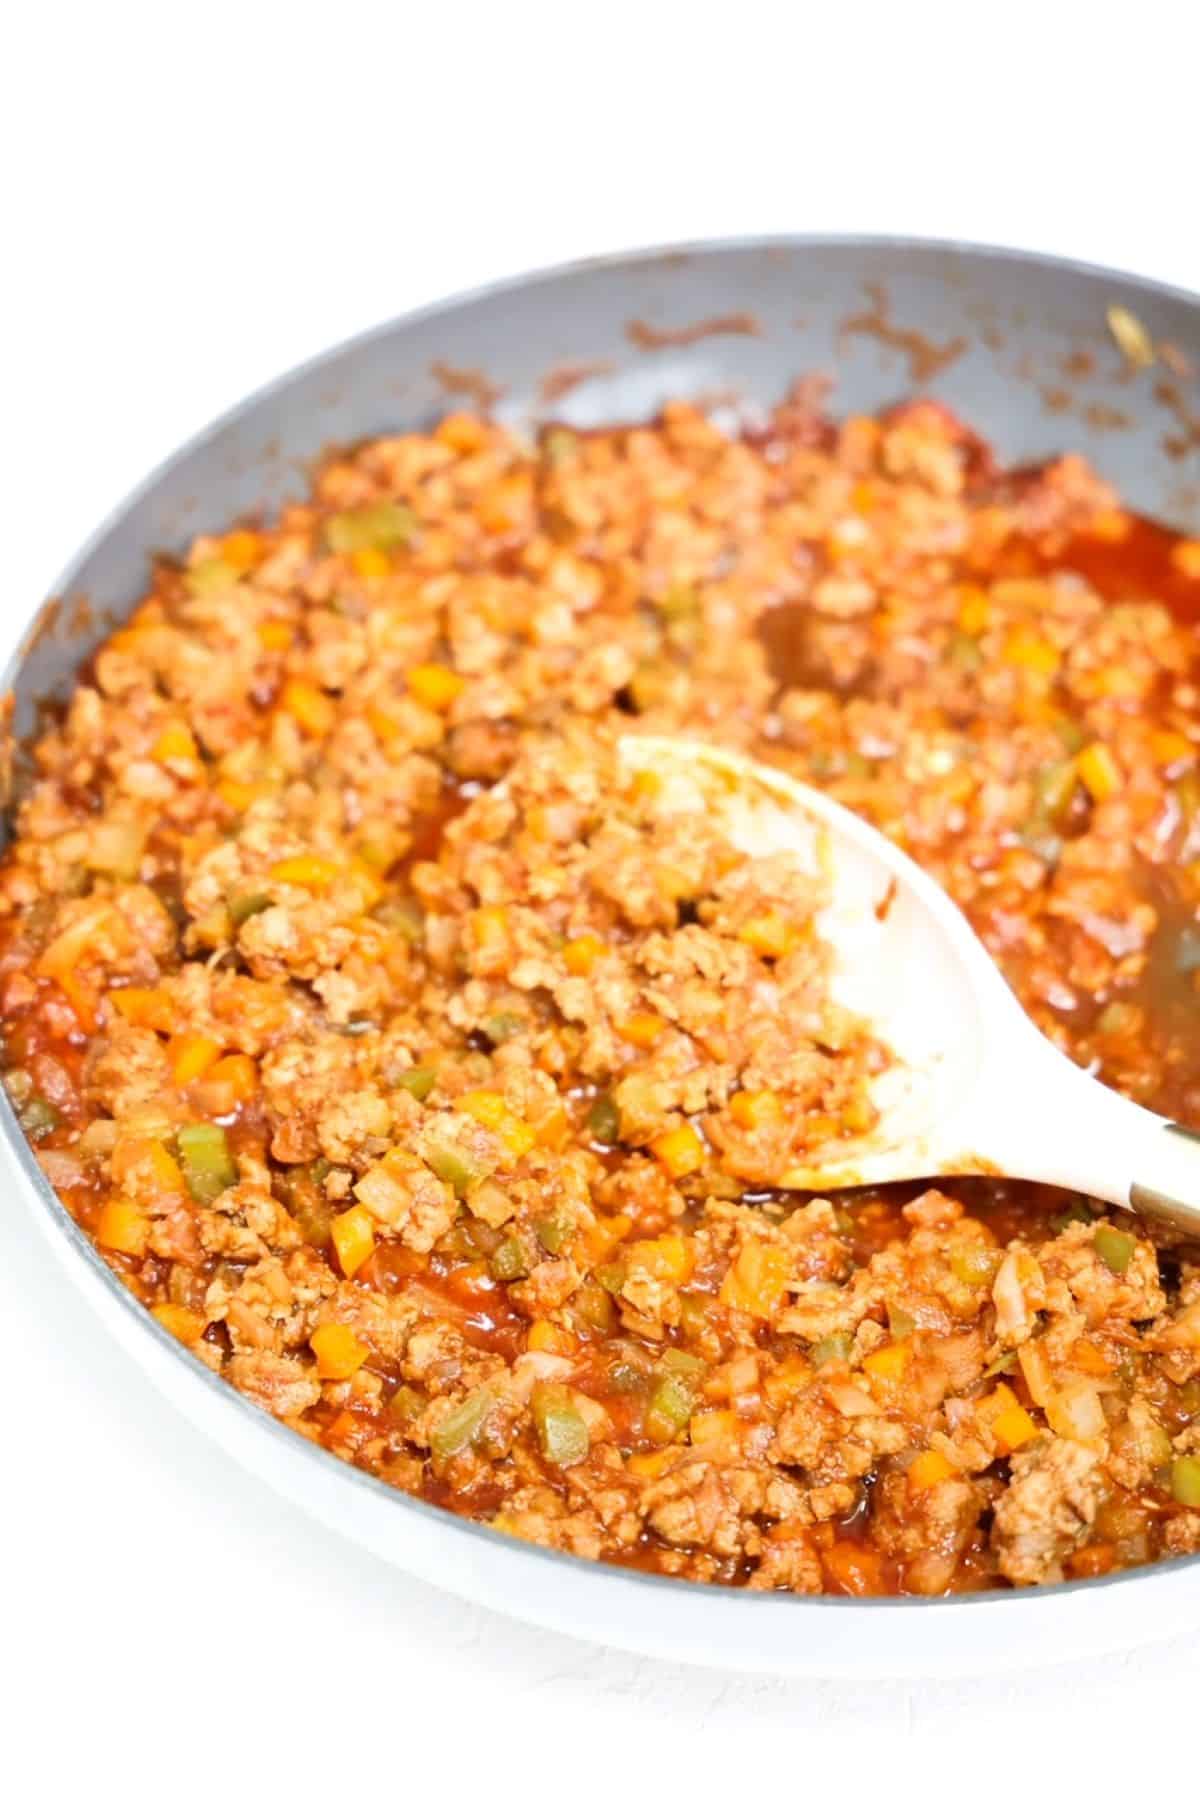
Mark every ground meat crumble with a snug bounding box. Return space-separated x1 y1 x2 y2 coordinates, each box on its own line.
7 392 1200 1596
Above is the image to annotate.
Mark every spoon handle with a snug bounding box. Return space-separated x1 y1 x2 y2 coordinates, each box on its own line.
1129 1124 1200 1231
967 1038 1200 1225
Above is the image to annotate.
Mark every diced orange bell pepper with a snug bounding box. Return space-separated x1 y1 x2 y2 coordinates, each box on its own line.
151 1302 207 1347
111 987 176 1032
649 1124 706 1179
96 1200 150 1257
331 1204 376 1278
626 1446 676 1481
202 1053 258 1106
455 1090 536 1158
110 1137 187 1198
1171 539 1200 579
310 1322 370 1381
280 678 335 736
436 412 489 454
220 528 266 571
616 1011 666 1048
863 1341 912 1392
737 911 802 958
1087 509 1132 543
407 663 465 712
627 1234 693 1284
563 934 605 975
1076 742 1122 801
978 1382 1040 1453
270 854 339 890
469 906 510 959
168 1033 224 1086
527 1320 576 1355
956 585 991 635
152 720 199 763
1004 628 1061 676
821 1540 888 1596
908 1448 956 1492
351 546 391 581
729 1089 784 1130
257 619 294 652
719 1240 792 1319
689 1408 740 1447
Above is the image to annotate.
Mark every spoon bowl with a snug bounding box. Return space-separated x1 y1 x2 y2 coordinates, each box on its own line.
620 734 1200 1228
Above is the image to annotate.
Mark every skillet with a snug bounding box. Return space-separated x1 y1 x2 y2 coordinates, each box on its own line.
7 236 1200 1674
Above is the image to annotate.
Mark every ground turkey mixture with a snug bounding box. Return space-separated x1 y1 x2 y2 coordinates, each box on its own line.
9 393 1200 1596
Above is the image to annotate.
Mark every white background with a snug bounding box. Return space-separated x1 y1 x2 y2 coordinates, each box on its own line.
6 3 1200 1791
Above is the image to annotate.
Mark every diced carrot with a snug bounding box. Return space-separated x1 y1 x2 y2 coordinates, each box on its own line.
168 1033 224 1086
908 1448 956 1492
719 1240 792 1319
151 1302 206 1347
627 1234 693 1284
310 1322 370 1381
257 619 293 652
737 911 801 958
152 720 199 763
270 854 339 889
849 479 877 516
729 1089 784 1130
351 546 391 581
563 934 605 975
331 1204 376 1278
96 1200 149 1257
821 1540 888 1597
280 677 335 736
407 664 465 712
220 528 266 571
110 987 175 1032
1076 742 1122 801
616 1011 667 1048
649 1124 706 1179
1171 539 1200 579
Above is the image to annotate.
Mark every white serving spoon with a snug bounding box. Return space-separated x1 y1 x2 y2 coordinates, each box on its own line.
619 734 1200 1230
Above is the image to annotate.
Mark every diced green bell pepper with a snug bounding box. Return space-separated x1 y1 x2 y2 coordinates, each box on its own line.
176 1123 238 1204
